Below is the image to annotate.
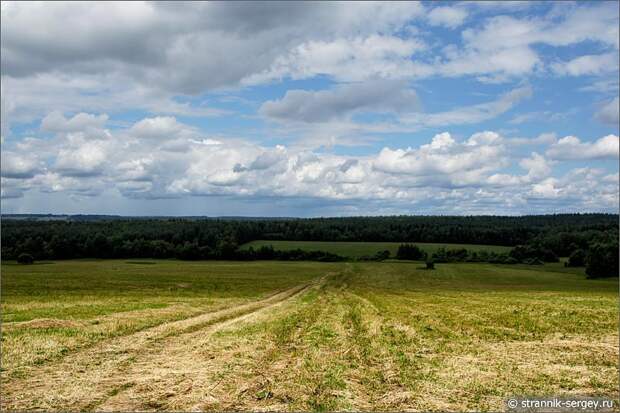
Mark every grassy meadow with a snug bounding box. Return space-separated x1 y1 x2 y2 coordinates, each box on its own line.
240 240 511 258
1 260 337 372
1 259 618 411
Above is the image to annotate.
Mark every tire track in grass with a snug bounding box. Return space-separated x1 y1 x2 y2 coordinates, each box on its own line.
2 302 230 375
96 272 347 412
1 280 320 412
267 288 350 412
93 276 333 412
343 290 441 411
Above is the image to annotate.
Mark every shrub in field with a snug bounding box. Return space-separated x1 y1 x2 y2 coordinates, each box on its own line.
314 252 347 262
446 248 468 262
509 244 559 263
236 246 346 262
467 251 480 262
431 248 448 263
256 245 277 259
488 252 506 263
505 256 519 264
17 253 34 264
374 250 390 261
425 260 435 269
586 242 619 278
360 250 391 261
396 244 426 260
566 249 586 267
523 257 544 265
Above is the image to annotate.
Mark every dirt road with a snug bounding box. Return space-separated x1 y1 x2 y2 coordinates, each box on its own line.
2 278 320 411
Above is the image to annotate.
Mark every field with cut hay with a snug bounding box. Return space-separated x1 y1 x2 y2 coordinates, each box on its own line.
1 259 617 411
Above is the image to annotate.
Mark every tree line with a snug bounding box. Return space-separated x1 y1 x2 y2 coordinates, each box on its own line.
3 214 617 277
393 241 618 278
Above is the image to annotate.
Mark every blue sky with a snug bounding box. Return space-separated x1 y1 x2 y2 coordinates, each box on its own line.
1 1 618 216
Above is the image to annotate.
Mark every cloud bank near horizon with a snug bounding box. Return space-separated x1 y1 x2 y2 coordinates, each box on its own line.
1 1 618 215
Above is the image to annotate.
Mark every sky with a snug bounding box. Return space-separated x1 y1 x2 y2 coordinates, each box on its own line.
1 1 619 217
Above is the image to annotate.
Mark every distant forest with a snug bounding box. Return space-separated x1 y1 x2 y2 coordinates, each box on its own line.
2 214 618 277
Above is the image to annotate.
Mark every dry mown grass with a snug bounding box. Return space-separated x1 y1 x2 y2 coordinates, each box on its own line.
1 260 617 411
1 260 331 377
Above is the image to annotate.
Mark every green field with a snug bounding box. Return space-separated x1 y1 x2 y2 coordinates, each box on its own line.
240 240 512 258
1 260 617 411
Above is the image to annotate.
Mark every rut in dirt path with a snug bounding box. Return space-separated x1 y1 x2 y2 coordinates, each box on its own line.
1 277 325 412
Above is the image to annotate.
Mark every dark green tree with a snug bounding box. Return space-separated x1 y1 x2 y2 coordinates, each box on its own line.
17 253 34 264
373 250 391 261
396 244 426 260
566 249 586 267
585 243 619 278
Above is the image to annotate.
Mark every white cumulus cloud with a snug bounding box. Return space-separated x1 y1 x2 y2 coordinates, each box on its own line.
546 134 619 160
